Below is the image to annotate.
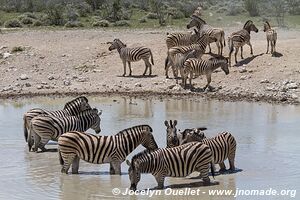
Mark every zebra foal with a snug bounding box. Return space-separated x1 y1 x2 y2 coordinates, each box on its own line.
126 142 214 191
28 108 102 152
228 20 258 66
107 39 154 76
263 21 277 54
182 56 229 90
23 96 91 142
58 125 158 175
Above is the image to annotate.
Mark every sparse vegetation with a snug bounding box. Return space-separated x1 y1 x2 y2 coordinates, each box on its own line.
4 19 22 28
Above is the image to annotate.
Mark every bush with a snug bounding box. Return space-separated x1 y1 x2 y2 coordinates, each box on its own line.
92 20 110 27
75 2 92 17
32 20 43 26
113 20 130 27
146 12 158 19
20 17 34 25
244 0 260 17
227 3 245 16
139 17 147 23
177 1 199 18
64 5 80 22
64 21 84 28
4 19 22 28
45 4 65 26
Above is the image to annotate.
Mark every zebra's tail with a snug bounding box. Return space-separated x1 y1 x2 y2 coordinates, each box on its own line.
58 149 64 165
210 162 215 179
150 50 154 65
222 31 226 47
23 116 28 142
165 55 169 71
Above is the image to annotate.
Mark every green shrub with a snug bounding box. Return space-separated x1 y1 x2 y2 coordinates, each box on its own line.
64 5 80 22
32 20 43 26
75 2 92 17
139 17 147 23
4 19 22 28
146 12 158 19
92 20 110 27
21 17 34 25
244 0 260 17
64 21 84 28
113 20 130 26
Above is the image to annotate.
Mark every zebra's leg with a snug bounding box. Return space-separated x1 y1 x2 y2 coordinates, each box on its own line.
197 164 211 184
228 149 236 171
203 74 212 91
216 41 220 55
208 43 212 53
33 133 42 152
219 162 227 173
109 163 115 174
71 155 80 174
189 72 193 88
122 60 127 76
142 59 151 76
266 39 270 54
110 161 122 175
61 153 77 174
249 42 253 55
38 136 51 152
128 61 132 76
154 174 165 189
240 46 244 59
234 47 239 64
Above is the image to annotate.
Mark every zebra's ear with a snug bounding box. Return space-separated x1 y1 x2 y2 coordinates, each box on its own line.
173 120 177 127
164 120 169 127
126 160 131 166
106 42 112 44
98 110 102 116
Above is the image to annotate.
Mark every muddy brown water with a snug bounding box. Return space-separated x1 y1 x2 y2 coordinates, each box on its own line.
0 96 299 200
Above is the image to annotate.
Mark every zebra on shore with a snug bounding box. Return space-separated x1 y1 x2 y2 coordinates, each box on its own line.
28 108 102 152
165 30 202 49
107 39 154 76
58 125 158 175
126 142 214 191
180 130 237 173
23 96 91 142
228 20 258 66
187 15 226 55
182 56 229 90
263 21 277 54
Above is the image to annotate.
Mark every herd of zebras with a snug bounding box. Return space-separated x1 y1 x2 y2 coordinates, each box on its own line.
23 96 237 190
107 10 277 91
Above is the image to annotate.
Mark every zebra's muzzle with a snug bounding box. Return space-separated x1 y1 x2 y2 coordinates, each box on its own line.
130 184 137 191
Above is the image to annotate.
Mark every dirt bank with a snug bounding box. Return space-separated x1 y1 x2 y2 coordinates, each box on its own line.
0 28 299 104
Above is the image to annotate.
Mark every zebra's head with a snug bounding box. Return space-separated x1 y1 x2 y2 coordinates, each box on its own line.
263 21 271 32
210 56 230 75
126 158 141 191
141 126 158 150
243 20 258 33
187 15 206 29
164 120 179 148
181 128 207 144
107 39 126 51
63 96 91 115
88 108 102 134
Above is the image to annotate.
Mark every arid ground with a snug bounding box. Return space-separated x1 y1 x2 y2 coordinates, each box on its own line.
0 27 299 104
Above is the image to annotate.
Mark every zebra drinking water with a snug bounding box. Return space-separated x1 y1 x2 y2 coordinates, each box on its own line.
263 21 277 54
28 108 101 152
228 20 258 66
126 142 214 191
58 125 158 175
23 96 91 142
182 56 229 90
107 39 154 76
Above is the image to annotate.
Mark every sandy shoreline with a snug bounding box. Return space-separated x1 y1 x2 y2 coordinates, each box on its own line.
0 28 299 105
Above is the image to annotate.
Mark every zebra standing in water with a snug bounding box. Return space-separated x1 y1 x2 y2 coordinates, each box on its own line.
126 142 214 191
182 56 229 90
228 20 258 66
107 39 154 76
164 120 179 148
23 96 91 142
187 15 226 55
58 125 158 175
180 130 237 173
263 21 277 54
28 108 102 152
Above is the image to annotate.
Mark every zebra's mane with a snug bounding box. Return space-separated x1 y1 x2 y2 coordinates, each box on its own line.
63 96 88 109
191 15 207 25
243 20 253 29
114 39 127 48
265 21 271 29
116 125 152 135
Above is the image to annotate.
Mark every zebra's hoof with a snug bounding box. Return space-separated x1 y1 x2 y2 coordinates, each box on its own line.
61 168 67 174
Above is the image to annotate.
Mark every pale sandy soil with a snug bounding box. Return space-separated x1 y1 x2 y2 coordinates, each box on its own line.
0 27 299 104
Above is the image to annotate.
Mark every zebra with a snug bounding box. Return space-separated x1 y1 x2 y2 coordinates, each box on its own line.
165 49 197 80
182 56 229 90
228 20 258 66
263 21 277 54
180 131 237 173
107 39 154 76
126 142 214 191
28 108 102 152
58 125 158 175
164 120 179 148
23 96 91 142
187 15 226 55
165 29 202 49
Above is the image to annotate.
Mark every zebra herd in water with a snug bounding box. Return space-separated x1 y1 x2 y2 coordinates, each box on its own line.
107 10 277 91
24 96 237 190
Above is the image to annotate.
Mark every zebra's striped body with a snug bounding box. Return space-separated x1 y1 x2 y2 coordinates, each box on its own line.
23 96 91 142
107 39 154 76
58 125 158 175
127 142 214 190
228 20 258 66
181 131 236 172
182 56 229 89
166 31 201 49
263 21 277 54
187 15 226 55
28 108 101 152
